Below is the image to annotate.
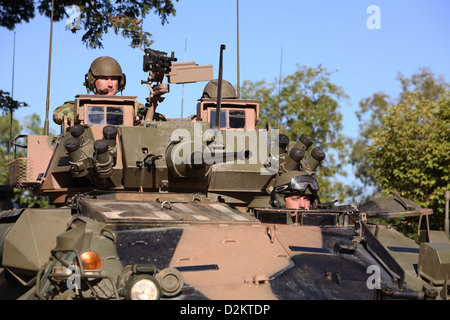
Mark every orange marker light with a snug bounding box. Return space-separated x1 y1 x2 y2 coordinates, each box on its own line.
80 251 102 270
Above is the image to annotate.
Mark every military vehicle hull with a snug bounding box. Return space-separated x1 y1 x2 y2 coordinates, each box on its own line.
1 192 447 300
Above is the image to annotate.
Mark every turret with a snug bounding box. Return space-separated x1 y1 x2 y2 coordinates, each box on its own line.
8 48 271 207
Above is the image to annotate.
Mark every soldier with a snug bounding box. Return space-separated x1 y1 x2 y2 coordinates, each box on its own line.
53 56 126 126
84 56 126 96
270 171 320 210
53 56 164 126
285 193 312 210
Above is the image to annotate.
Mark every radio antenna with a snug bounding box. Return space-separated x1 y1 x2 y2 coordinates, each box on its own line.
44 0 55 135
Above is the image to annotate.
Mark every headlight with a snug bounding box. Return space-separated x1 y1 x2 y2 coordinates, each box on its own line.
125 275 161 300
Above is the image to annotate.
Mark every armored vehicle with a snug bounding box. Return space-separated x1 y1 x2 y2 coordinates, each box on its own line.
1 47 449 300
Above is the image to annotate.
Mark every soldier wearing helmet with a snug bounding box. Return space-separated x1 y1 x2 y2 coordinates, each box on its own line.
53 56 126 125
202 79 237 99
270 171 320 210
84 56 126 95
53 56 163 126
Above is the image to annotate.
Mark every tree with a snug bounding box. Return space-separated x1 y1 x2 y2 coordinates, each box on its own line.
0 0 179 49
368 92 450 232
351 68 450 193
0 90 28 149
241 64 353 202
0 114 21 184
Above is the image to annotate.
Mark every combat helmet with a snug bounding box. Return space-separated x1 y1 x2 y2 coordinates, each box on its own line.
269 171 320 208
202 79 236 99
84 56 126 93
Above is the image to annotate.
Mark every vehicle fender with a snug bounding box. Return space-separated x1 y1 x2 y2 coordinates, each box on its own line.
2 208 72 286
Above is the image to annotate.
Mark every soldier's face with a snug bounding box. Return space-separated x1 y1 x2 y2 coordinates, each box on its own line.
95 76 119 95
285 194 311 209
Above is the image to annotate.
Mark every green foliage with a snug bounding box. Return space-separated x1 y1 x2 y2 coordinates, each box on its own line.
368 92 450 230
0 0 35 30
0 90 27 151
351 68 449 238
0 90 28 114
351 92 392 190
0 0 179 49
0 145 12 186
351 68 449 192
241 64 353 202
397 67 448 103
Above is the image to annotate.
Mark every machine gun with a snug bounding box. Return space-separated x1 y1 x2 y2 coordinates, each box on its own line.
141 49 178 121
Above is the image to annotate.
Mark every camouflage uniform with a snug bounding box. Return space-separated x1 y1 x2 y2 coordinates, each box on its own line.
136 102 167 122
53 101 76 125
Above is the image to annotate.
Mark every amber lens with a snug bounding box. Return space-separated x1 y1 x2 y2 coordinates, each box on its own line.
80 251 102 270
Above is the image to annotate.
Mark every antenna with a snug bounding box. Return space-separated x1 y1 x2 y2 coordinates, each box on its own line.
236 0 240 99
277 46 283 129
181 38 187 118
11 32 15 99
44 0 55 136
10 32 16 145
215 44 226 128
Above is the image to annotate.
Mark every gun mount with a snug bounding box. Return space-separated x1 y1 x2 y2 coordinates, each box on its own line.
142 49 177 122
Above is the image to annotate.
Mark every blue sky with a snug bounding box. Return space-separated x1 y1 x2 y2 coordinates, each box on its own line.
1 0 449 189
